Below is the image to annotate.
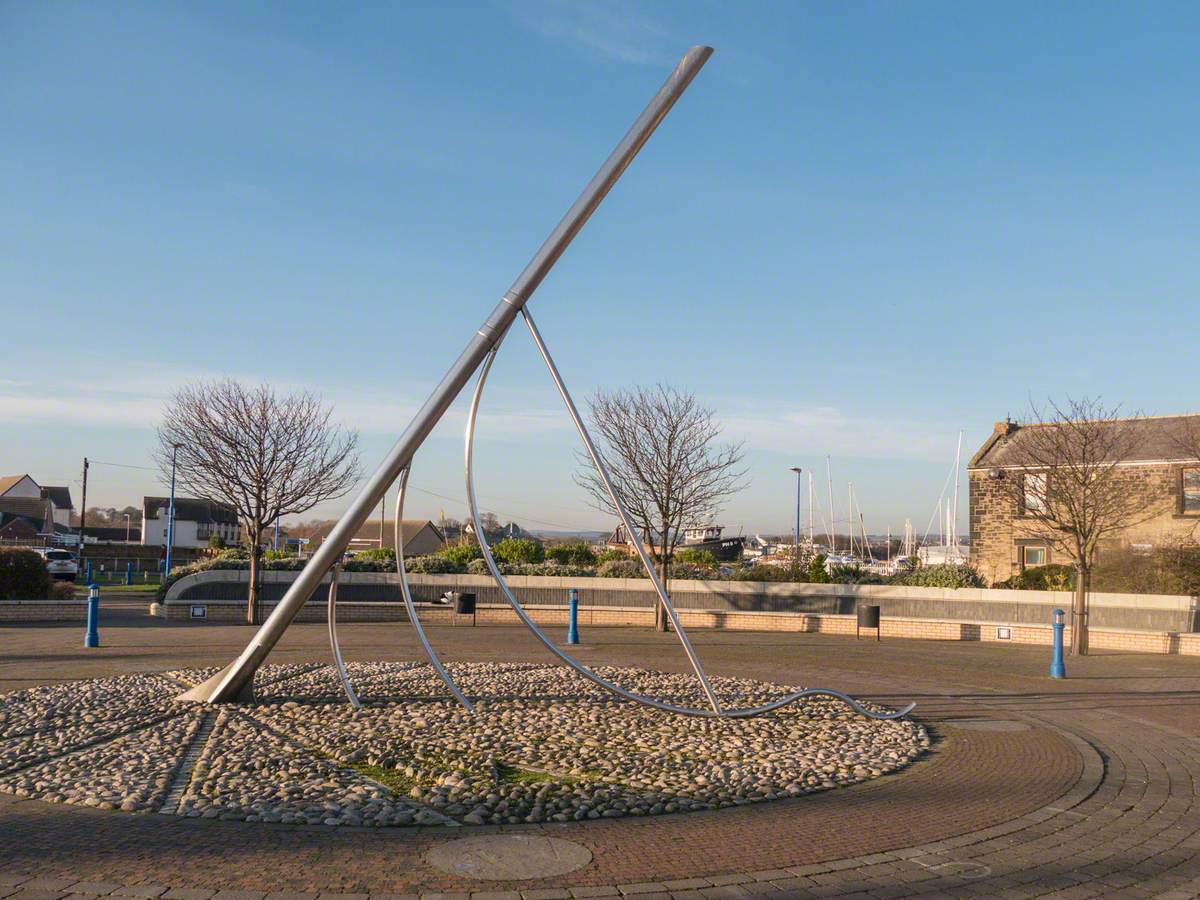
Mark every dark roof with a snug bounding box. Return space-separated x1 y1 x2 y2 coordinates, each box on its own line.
0 498 53 532
82 525 135 541
40 486 73 509
142 496 239 525
970 414 1200 469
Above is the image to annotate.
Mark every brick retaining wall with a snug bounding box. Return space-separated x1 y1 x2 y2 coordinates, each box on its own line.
0 600 88 622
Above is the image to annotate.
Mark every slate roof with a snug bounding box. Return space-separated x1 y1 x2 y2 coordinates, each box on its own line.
970 414 1200 469
307 519 445 549
40 486 73 509
142 496 240 525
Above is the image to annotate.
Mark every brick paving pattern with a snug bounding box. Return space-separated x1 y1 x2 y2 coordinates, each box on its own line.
2 609 1199 897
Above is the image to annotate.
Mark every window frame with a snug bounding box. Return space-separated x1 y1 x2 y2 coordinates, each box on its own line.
1021 545 1048 569
1021 471 1048 516
1180 466 1200 516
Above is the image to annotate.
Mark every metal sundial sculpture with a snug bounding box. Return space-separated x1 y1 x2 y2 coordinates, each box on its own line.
180 46 915 722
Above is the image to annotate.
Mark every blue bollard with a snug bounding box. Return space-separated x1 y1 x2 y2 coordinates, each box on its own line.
567 587 580 645
85 585 100 648
125 562 133 585
1050 608 1066 678
85 561 93 584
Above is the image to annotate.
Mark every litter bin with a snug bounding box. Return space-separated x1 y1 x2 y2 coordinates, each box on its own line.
454 591 477 626
857 603 881 641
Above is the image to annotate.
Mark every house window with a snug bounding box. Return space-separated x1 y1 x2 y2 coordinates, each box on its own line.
1183 467 1200 514
1022 545 1047 568
1022 473 1047 514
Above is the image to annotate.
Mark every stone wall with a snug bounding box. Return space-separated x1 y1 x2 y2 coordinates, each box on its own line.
0 600 88 622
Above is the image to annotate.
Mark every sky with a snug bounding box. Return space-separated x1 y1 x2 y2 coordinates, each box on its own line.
2 1 1198 538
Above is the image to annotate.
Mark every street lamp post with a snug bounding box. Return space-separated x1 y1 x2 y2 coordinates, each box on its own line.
789 467 802 569
165 443 181 577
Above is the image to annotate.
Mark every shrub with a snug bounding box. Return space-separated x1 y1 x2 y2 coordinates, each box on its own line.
546 541 597 566
597 559 648 579
0 549 52 599
353 547 397 566
594 548 631 565
216 547 250 560
261 549 289 561
673 547 719 569
1000 564 1075 591
439 541 483 566
264 557 307 571
49 580 76 600
466 558 492 576
808 554 830 584
492 538 545 565
828 564 883 585
891 564 984 588
405 555 463 575
207 534 226 550
669 562 719 581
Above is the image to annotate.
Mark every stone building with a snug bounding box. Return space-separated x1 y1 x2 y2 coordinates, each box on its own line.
968 415 1200 584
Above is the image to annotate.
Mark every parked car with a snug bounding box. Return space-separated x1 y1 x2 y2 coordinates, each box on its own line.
34 548 79 581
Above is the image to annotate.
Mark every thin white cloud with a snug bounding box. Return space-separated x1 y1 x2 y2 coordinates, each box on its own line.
503 0 679 66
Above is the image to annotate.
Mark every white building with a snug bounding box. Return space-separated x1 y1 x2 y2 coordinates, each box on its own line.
141 496 241 549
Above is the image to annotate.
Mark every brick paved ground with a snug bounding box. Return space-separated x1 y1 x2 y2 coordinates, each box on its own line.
2 604 1199 898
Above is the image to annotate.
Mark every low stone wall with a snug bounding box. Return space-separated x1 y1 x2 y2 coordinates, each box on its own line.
165 570 1200 633
0 600 88 622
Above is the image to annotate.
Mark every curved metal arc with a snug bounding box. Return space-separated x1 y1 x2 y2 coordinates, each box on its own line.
465 342 914 721
395 467 475 711
326 564 361 709
520 309 722 714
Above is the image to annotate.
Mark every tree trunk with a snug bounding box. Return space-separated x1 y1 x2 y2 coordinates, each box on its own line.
246 524 263 626
655 555 669 632
1071 564 1089 655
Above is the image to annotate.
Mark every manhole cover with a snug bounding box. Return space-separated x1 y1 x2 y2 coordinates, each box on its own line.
947 719 1030 732
425 834 593 880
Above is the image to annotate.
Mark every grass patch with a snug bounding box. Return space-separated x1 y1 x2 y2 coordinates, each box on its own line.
350 762 418 794
494 761 596 785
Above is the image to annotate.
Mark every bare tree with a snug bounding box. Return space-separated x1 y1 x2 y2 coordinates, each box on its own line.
576 384 746 631
157 380 360 624
1005 397 1152 654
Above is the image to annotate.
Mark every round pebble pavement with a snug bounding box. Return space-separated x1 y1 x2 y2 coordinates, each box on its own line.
0 661 925 828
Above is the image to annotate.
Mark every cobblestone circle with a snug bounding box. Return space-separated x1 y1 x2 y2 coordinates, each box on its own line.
0 661 924 827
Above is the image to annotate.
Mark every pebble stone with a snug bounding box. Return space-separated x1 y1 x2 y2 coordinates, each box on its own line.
0 662 927 828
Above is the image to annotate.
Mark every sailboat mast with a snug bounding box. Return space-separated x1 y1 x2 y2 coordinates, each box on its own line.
826 456 835 556
807 471 814 545
848 481 855 558
951 429 963 554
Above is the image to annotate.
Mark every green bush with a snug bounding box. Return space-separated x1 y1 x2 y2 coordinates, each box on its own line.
546 541 597 566
1000 564 1075 591
405 555 463 575
49 580 76 600
597 559 648 579
492 538 545 565
673 547 719 569
439 541 483 566
216 547 250 560
669 562 720 581
207 534 226 550
353 547 397 566
828 564 883 585
808 554 830 584
891 564 984 588
0 548 52 599
466 558 491 576
498 561 596 577
594 548 630 565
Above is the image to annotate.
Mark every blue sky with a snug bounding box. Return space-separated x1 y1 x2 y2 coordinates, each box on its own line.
2 1 1197 537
